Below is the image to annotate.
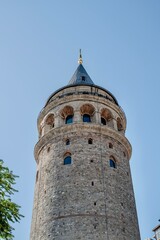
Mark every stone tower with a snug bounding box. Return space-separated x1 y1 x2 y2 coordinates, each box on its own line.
30 53 141 240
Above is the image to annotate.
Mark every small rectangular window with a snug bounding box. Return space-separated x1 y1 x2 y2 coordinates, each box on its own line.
88 138 93 144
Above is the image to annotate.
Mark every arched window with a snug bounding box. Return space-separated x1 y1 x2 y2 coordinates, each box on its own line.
101 117 106 125
66 139 70 145
64 156 72 165
88 138 93 144
44 114 55 134
46 114 54 127
83 114 91 123
80 104 95 123
65 115 73 124
109 143 113 149
101 108 113 128
60 105 74 125
117 117 123 131
109 158 116 169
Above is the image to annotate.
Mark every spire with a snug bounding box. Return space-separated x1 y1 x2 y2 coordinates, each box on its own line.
78 49 83 64
68 51 94 85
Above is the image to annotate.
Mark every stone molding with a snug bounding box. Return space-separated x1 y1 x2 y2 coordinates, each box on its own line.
37 94 127 134
34 123 132 163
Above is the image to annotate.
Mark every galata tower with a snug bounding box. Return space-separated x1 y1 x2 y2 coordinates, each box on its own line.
30 51 141 240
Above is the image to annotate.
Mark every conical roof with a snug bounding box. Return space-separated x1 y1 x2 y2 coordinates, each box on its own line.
45 51 119 107
68 64 94 85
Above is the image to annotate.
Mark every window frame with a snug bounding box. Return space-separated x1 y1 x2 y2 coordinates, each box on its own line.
82 76 86 81
65 115 73 124
101 117 106 125
66 139 70 145
83 114 91 123
64 156 72 165
109 159 116 169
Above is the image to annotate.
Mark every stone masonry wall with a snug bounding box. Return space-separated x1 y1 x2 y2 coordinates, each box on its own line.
30 88 140 240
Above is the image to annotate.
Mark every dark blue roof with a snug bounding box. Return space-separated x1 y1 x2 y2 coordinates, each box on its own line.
44 62 119 107
68 64 94 85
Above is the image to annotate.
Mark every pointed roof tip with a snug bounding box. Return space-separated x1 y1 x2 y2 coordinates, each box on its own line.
68 63 94 86
68 50 94 86
78 49 83 65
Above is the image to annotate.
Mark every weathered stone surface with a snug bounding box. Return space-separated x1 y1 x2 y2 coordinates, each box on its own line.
30 85 140 240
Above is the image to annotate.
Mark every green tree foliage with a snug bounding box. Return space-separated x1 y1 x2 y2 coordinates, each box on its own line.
0 159 23 239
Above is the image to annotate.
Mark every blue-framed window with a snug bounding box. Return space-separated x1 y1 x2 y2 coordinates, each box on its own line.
83 114 91 123
109 159 116 169
64 156 72 165
65 115 73 124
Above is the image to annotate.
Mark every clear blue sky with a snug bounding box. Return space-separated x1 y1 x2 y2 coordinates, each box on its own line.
0 1 160 239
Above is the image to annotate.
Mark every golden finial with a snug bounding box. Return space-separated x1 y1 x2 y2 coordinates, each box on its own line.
78 49 83 64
